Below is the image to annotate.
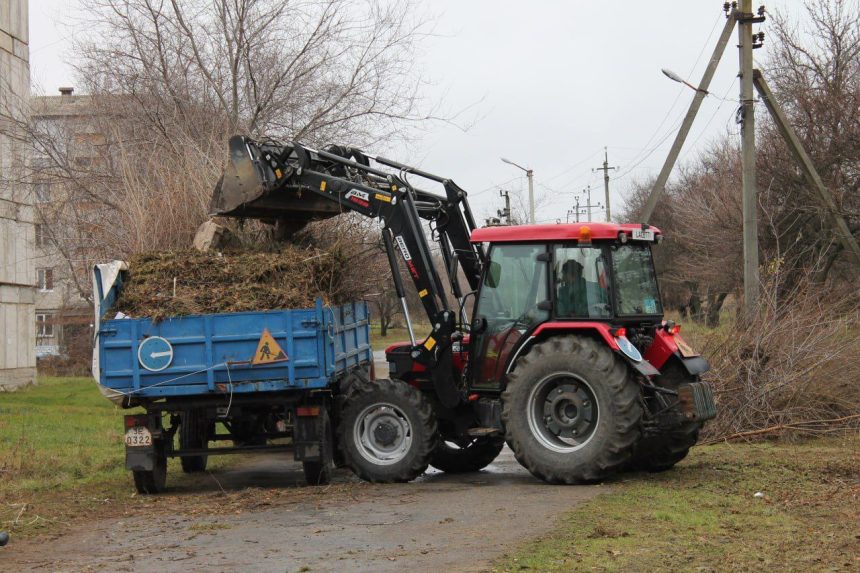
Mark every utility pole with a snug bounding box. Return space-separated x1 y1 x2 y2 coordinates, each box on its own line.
594 147 617 222
584 186 593 221
575 197 581 222
739 0 760 316
498 189 512 225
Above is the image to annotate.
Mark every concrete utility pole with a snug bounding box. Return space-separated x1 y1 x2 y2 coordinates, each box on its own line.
498 189 512 225
753 70 860 267
738 0 760 316
594 147 617 222
501 157 535 224
575 197 581 222
641 11 738 222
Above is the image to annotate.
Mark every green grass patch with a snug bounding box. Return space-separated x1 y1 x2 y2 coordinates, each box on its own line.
495 438 860 572
0 377 234 537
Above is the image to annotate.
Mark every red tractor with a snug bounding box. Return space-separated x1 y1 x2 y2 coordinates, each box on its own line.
211 136 716 483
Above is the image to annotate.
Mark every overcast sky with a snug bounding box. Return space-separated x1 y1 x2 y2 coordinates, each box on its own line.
29 0 808 225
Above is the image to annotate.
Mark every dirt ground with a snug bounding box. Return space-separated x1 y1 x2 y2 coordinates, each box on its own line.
3 448 600 573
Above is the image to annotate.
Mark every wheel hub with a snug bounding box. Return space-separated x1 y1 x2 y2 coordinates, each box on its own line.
527 373 599 453
353 403 414 466
373 421 399 446
543 384 594 438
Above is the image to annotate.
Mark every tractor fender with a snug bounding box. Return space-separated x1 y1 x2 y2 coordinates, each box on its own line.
512 322 660 378
645 328 710 376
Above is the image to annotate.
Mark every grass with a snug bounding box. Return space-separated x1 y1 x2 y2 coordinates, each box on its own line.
494 437 860 572
370 322 432 346
0 377 239 538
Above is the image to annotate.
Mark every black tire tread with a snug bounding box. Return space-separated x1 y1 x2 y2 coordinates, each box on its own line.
180 410 208 473
502 335 642 484
338 377 436 483
430 436 505 473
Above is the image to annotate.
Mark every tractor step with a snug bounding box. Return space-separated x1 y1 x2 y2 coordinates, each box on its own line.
466 427 502 437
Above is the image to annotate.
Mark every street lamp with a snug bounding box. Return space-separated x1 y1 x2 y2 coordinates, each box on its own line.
501 157 535 224
661 68 709 95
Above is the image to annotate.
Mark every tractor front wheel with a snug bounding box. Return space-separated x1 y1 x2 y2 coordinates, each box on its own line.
502 335 642 483
338 378 436 483
430 436 505 473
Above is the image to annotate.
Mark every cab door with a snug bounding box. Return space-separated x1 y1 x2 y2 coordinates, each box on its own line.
469 243 549 390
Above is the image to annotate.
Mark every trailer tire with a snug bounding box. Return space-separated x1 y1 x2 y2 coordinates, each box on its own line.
133 447 167 494
338 378 436 483
430 436 505 473
180 410 209 473
502 335 642 483
302 409 335 486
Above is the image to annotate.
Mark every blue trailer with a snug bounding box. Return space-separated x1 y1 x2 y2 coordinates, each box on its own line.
92 262 374 492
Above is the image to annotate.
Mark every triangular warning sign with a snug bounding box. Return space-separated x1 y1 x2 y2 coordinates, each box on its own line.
252 328 288 365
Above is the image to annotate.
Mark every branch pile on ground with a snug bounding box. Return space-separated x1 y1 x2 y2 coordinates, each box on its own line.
112 246 356 321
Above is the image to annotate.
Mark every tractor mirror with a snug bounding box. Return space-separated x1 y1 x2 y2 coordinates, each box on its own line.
471 316 488 334
485 261 502 288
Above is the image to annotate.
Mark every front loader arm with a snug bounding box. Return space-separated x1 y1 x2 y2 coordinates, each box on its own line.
210 135 483 407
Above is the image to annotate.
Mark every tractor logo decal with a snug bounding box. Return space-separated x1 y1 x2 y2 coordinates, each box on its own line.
346 189 370 208
394 235 412 260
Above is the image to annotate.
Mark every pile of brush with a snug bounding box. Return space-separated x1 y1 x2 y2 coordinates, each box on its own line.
112 245 356 321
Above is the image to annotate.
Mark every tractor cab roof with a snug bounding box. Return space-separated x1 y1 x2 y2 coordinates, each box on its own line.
469 222 661 243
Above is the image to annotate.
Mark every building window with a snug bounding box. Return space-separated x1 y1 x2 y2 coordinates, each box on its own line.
35 224 45 247
37 267 54 291
36 313 55 337
34 182 51 203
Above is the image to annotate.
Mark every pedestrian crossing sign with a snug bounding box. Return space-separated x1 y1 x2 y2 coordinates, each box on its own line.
252 328 288 365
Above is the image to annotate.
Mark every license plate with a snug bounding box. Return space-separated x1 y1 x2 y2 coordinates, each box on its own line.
631 228 654 241
125 426 152 447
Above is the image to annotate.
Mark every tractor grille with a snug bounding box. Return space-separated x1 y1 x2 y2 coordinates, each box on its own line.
677 382 717 422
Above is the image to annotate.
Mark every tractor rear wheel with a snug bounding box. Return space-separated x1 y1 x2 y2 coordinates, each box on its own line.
430 436 505 473
338 378 436 483
180 409 209 473
627 362 703 472
502 335 642 483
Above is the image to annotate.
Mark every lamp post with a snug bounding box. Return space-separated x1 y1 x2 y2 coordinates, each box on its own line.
501 157 535 224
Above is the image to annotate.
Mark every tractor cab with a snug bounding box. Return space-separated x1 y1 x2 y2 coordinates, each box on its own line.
467 222 667 390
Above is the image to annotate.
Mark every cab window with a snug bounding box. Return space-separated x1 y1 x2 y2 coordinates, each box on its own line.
554 245 610 318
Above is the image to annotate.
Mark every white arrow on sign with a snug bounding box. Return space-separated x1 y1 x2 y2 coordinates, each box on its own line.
150 351 171 359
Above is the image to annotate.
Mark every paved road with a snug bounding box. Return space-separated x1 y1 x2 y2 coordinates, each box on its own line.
6 449 601 573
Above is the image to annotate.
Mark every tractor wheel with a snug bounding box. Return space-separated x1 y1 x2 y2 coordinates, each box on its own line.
430 436 505 473
338 378 436 483
302 409 335 486
133 447 167 494
627 362 703 472
502 335 642 484
180 409 209 473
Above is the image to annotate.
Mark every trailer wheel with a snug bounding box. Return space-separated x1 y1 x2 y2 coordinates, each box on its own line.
338 378 436 483
627 362 703 472
302 409 334 486
180 409 210 473
133 447 167 494
430 436 504 473
502 335 642 483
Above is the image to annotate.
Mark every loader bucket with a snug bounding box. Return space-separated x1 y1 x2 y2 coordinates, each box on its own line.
209 135 269 217
209 135 341 226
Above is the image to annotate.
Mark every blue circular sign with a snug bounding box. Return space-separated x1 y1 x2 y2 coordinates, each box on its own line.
138 336 174 372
